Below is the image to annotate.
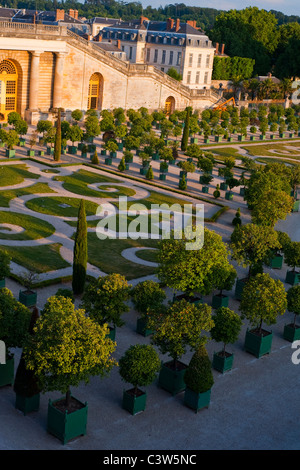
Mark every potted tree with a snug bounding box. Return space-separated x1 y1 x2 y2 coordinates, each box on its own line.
211 307 243 373
283 285 300 342
211 264 237 309
240 273 287 358
23 296 117 444
183 345 214 413
67 125 83 155
81 273 131 340
131 280 166 336
0 288 31 388
284 241 300 286
13 307 41 415
0 248 11 288
147 299 214 395
27 131 37 157
18 270 39 307
119 344 161 415
5 129 19 158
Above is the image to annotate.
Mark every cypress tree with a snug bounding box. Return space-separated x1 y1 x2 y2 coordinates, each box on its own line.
91 149 99 164
72 199 87 295
53 108 62 162
181 107 190 152
146 165 154 180
179 174 187 190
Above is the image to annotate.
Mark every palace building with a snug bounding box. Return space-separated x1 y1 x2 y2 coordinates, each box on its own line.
0 9 221 124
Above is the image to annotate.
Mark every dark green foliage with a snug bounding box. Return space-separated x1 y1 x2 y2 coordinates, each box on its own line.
131 280 166 319
210 307 242 354
166 67 182 81
213 184 220 199
55 288 75 302
53 108 62 162
179 174 187 190
181 108 190 152
13 307 41 398
91 150 99 164
119 344 161 393
184 346 214 394
232 208 242 226
118 156 126 172
72 199 87 295
146 165 154 180
0 248 11 279
212 56 255 80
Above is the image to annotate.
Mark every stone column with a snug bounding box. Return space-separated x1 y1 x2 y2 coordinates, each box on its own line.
52 52 66 110
28 51 41 110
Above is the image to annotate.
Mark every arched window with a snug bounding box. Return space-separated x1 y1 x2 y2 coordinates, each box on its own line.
164 96 175 115
87 73 103 111
0 60 18 121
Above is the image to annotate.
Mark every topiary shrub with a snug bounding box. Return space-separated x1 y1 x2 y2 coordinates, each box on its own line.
91 150 99 165
55 288 75 302
184 345 214 394
213 184 220 199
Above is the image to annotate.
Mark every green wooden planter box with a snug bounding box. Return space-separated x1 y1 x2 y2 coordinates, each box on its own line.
68 145 77 155
238 135 245 141
5 149 15 158
105 157 112 165
18 290 37 307
81 152 87 158
240 187 245 196
225 191 233 200
283 324 300 342
47 147 54 155
159 173 166 181
122 389 147 415
235 278 248 300
202 186 209 193
118 143 124 151
204 139 210 144
268 253 283 269
0 278 5 288
15 393 40 415
86 137 94 143
136 317 154 337
125 156 133 163
250 136 256 141
279 133 285 138
289 133 294 138
110 152 117 158
158 360 188 395
27 150 35 156
152 153 160 160
125 163 130 170
285 270 300 286
260 135 266 140
140 167 148 175
88 145 96 153
180 171 187 178
0 356 14 388
212 294 229 309
190 137 198 144
61 148 67 155
227 137 234 142
220 182 228 191
293 200 300 212
215 136 223 142
38 150 44 156
291 189 298 199
0 142 4 147
19 138 26 147
101 149 107 156
212 351 234 373
47 396 88 445
244 328 273 358
184 387 211 413
270 134 275 139
160 166 168 173
107 327 116 341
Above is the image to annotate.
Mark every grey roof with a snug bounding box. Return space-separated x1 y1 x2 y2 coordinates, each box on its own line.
88 17 122 25
0 7 18 18
93 42 122 52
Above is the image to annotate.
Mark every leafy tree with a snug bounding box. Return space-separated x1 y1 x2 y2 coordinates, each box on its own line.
287 285 300 328
53 108 62 162
212 264 237 297
240 273 287 334
131 280 166 319
7 111 21 126
166 67 182 81
67 124 83 145
230 223 281 277
213 184 221 199
251 189 293 227
184 345 214 394
72 199 87 295
23 296 117 408
0 288 31 360
284 241 300 272
84 114 100 139
119 344 161 395
14 119 28 138
71 109 83 123
210 307 243 356
37 120 52 139
0 248 11 280
158 227 233 297
148 299 214 369
81 273 131 329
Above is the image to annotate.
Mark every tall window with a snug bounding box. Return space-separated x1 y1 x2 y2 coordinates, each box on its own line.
162 50 166 64
204 72 208 84
169 51 173 65
187 71 191 84
206 54 210 67
146 48 150 62
188 53 193 67
87 73 102 110
197 54 202 67
0 59 18 121
195 72 200 84
177 52 181 66
154 49 158 63
129 47 133 60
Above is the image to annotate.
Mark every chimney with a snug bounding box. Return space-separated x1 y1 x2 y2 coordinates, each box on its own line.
166 18 174 31
215 42 219 54
97 34 102 42
74 10 78 20
55 9 65 22
68 9 74 18
186 20 197 29
175 18 180 32
140 15 149 25
267 72 272 78
221 43 225 55
117 39 121 49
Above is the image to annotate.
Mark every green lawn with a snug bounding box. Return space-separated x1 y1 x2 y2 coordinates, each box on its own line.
0 183 56 208
135 248 158 264
25 196 99 218
0 164 40 187
241 143 300 159
55 169 136 198
0 211 55 240
87 232 159 280
2 243 70 273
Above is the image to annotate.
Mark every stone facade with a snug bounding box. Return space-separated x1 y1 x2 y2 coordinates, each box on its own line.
0 22 220 124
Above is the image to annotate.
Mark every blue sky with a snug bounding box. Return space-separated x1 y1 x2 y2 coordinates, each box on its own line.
140 0 300 17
